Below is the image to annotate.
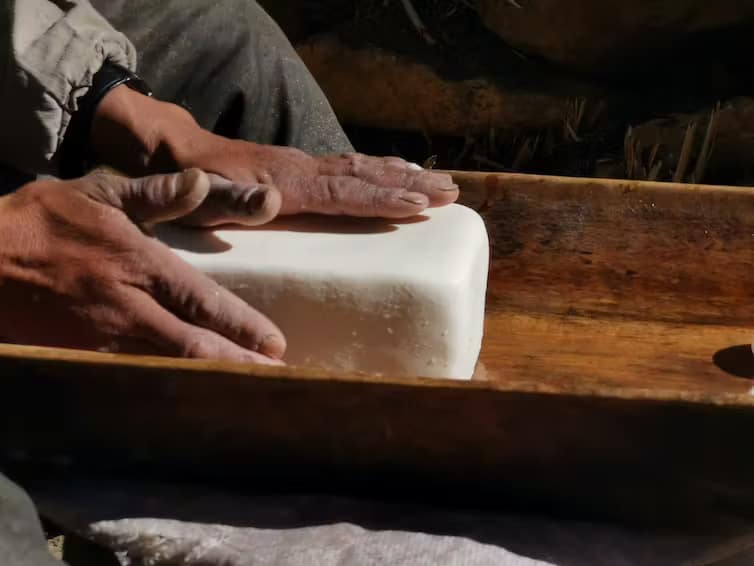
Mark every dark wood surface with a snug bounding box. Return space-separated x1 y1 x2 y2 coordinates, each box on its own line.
5 172 754 525
454 172 754 398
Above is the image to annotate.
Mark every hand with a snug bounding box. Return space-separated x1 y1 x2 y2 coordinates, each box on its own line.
172 141 460 218
0 169 286 363
91 86 459 221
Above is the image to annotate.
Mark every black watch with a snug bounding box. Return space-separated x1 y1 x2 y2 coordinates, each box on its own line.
59 61 153 179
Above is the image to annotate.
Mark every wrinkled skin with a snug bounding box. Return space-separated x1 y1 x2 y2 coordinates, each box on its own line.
0 169 285 363
93 86 459 222
176 143 459 218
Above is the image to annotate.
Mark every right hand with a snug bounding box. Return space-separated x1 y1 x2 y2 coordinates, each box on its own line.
0 169 286 364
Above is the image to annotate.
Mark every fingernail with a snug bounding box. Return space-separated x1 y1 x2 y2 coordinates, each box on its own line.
400 194 428 206
438 184 460 192
407 163 423 171
244 187 268 211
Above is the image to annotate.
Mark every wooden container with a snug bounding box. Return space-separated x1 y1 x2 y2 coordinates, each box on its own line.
3 172 754 525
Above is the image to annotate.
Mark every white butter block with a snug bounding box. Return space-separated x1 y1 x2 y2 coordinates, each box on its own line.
160 204 489 379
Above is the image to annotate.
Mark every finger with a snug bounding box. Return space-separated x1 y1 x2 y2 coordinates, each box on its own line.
142 240 287 359
125 289 283 365
86 168 211 225
178 174 282 227
317 153 459 207
299 176 430 218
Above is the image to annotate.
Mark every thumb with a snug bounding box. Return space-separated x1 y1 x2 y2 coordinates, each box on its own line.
177 174 283 227
87 168 211 225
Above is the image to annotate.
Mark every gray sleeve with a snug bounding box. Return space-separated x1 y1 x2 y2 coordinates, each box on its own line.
0 0 136 174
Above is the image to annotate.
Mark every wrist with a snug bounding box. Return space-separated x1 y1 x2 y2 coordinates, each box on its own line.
90 85 205 175
61 62 152 178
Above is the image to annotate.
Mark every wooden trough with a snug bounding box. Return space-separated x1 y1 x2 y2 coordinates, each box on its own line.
4 171 754 525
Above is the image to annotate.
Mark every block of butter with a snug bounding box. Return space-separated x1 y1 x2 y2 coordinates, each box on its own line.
160 203 489 379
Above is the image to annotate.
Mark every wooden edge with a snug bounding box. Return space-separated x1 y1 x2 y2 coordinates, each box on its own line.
5 172 754 409
445 170 754 200
3 343 754 408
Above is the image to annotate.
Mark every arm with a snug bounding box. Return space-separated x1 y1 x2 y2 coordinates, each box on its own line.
0 0 135 174
1 0 458 220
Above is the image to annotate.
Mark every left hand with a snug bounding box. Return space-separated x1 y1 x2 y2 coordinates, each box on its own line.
91 85 459 222
173 138 460 218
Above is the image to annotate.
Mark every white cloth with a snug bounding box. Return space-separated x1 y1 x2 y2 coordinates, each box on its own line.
86 519 549 566
28 477 754 566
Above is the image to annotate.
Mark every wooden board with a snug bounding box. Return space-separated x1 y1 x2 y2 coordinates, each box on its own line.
458 172 754 396
4 172 754 525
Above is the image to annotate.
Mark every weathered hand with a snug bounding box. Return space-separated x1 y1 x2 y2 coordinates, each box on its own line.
0 169 285 362
92 86 458 221
173 140 459 218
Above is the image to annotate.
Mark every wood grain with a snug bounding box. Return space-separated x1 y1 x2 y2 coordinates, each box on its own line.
5 172 754 525
453 171 754 397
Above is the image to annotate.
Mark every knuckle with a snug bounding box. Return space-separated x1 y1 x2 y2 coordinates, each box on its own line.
140 174 176 207
346 153 366 176
188 282 226 325
320 177 341 208
84 170 126 206
84 169 114 185
187 293 215 322
257 171 274 185
333 177 378 214
152 275 224 326
182 334 215 359
154 173 178 200
107 298 140 335
117 250 155 286
367 186 386 214
328 152 365 177
21 182 57 207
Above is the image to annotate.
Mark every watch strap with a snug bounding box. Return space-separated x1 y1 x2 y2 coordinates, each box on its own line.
60 61 152 179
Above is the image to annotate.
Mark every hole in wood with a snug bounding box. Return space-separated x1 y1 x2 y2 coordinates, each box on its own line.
713 345 754 379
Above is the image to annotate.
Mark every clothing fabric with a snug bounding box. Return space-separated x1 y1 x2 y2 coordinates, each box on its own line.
0 0 351 176
0 472 60 566
24 476 754 566
90 0 353 155
0 0 136 174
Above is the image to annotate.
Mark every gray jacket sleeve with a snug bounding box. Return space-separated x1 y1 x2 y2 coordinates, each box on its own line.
0 0 136 175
